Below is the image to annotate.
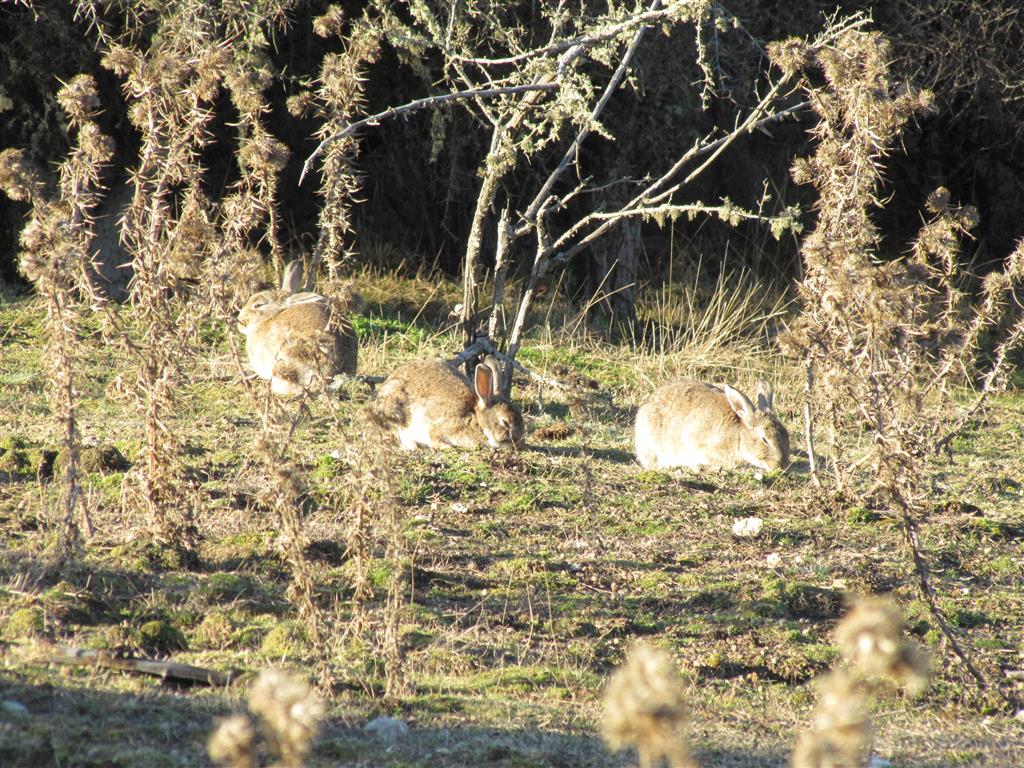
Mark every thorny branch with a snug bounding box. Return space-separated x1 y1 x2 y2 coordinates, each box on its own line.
452 2 686 67
299 82 559 184
516 0 664 233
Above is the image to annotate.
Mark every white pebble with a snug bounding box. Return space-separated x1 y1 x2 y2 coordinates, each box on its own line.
732 516 764 538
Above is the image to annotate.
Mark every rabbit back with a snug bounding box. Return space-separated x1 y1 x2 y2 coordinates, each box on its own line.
635 380 788 471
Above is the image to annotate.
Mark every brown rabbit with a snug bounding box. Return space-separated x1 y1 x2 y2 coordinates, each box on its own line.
237 262 357 396
634 380 789 471
368 358 525 450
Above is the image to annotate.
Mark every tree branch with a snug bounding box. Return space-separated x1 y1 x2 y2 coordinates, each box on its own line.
299 82 560 185
515 0 664 235
454 2 681 67
554 90 806 259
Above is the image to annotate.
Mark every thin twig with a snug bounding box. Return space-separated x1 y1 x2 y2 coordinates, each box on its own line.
516 0 664 234
299 82 559 184
453 3 682 67
804 362 821 486
896 496 989 692
488 206 512 346
554 93 806 259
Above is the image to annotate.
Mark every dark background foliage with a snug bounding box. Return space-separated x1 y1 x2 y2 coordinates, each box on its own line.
2 0 1022 290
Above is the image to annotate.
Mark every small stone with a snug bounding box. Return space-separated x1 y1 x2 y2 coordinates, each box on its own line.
364 716 409 747
732 516 764 538
765 552 782 567
1 700 29 717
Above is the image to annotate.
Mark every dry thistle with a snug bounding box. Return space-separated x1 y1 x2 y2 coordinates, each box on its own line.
313 5 345 38
836 597 930 694
792 671 871 768
247 669 325 767
225 66 273 117
0 148 47 202
767 37 812 80
287 91 316 118
208 714 256 768
56 74 101 123
601 643 696 768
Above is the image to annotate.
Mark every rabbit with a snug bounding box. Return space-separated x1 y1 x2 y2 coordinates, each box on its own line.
634 379 789 471
368 357 525 450
237 261 358 396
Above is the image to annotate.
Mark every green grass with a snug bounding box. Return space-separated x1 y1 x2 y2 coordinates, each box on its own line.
2 272 1024 767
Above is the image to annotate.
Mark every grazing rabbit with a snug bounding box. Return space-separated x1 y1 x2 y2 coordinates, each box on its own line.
634 380 789 471
237 262 357 396
368 357 525 450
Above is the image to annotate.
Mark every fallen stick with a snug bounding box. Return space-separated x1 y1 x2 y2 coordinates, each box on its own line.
48 646 243 687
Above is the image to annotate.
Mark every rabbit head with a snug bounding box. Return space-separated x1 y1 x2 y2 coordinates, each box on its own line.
472 361 525 450
237 260 306 329
723 381 789 471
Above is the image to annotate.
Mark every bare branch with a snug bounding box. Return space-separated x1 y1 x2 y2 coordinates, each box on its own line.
506 203 555 368
299 82 560 185
803 362 822 486
586 201 777 226
516 0 665 235
554 91 807 259
454 2 683 67
459 70 559 351
488 206 512 343
446 334 579 394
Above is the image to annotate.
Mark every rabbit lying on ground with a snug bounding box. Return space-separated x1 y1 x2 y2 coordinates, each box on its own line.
634 380 789 471
237 261 358 396
368 357 525 450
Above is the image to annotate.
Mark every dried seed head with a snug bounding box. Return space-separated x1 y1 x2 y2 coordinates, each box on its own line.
240 134 290 176
57 74 101 123
835 597 930 692
313 5 345 38
287 91 316 118
101 45 139 78
226 67 272 117
836 597 903 672
128 101 149 130
221 192 265 236
195 47 230 102
78 122 116 165
0 148 47 203
925 187 952 215
768 37 812 79
792 671 870 768
247 669 325 765
601 643 695 768
207 714 256 768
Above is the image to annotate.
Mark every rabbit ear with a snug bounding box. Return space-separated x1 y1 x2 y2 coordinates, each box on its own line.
755 379 774 412
483 354 505 397
281 260 304 293
723 385 757 428
474 363 496 406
